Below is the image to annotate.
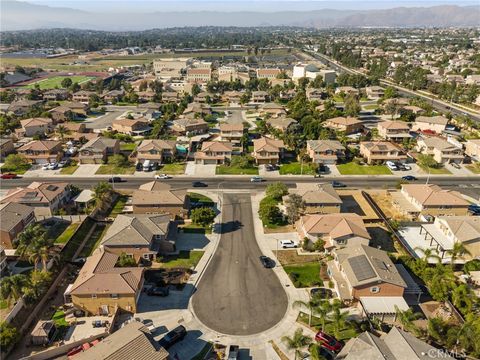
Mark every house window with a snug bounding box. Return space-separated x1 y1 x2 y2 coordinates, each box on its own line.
143 254 151 260
111 294 119 299
91 294 97 299
370 286 380 293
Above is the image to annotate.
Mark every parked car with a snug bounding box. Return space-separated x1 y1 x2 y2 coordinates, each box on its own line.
386 161 398 171
108 176 122 183
310 287 334 299
228 345 239 360
158 325 187 349
155 173 171 179
134 317 156 332
41 163 50 170
259 255 275 268
331 181 346 188
468 204 480 216
143 160 152 172
47 162 58 170
401 175 417 181
318 165 329 173
250 176 264 182
147 286 170 297
192 181 208 187
280 240 298 249
315 331 343 352
0 173 18 179
135 162 143 171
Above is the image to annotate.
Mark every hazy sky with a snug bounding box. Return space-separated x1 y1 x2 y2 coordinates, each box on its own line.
24 0 480 12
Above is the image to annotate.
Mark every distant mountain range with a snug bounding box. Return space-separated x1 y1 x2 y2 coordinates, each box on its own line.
1 0 479 31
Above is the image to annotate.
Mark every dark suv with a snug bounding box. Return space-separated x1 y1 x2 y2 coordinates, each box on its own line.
158 325 187 349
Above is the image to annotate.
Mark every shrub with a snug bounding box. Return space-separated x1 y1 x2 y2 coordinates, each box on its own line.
265 182 288 201
191 207 216 227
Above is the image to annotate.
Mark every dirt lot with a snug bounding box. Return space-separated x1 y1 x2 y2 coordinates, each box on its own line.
337 189 378 220
367 190 410 221
276 250 322 265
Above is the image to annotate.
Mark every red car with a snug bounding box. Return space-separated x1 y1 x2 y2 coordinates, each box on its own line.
315 331 343 352
0 173 17 179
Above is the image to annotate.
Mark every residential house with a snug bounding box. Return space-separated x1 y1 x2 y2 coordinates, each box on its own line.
7 100 43 116
251 91 269 103
359 141 407 164
186 68 212 83
465 139 480 160
402 105 425 115
327 244 407 301
49 106 74 122
365 86 385 99
194 141 233 165
306 140 346 164
260 103 286 118
62 101 90 116
112 118 150 136
377 121 411 142
279 89 296 101
132 181 188 218
161 91 180 103
0 246 7 274
223 91 243 105
137 91 155 102
194 92 212 103
335 86 359 96
256 68 281 80
465 75 480 85
56 122 87 139
306 88 324 101
72 90 95 104
17 140 63 164
337 327 454 360
416 137 464 164
324 117 363 134
0 138 15 158
135 139 176 165
74 321 169 360
101 214 176 260
102 89 125 103
171 118 209 135
0 202 35 249
219 123 244 148
252 137 285 165
286 183 342 214
182 102 212 117
266 117 297 133
78 137 120 164
398 184 470 218
412 116 449 134
0 182 71 217
17 117 54 137
68 248 144 315
298 213 370 250
43 89 69 101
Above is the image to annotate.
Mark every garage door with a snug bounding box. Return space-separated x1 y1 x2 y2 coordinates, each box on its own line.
36 159 48 164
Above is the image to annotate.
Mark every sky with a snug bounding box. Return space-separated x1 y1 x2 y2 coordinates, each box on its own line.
23 0 480 12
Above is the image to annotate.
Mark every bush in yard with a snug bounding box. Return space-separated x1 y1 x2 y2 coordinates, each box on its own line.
0 321 19 351
418 154 440 169
265 182 288 201
302 238 310 251
230 155 252 169
258 196 282 225
2 154 29 172
108 154 129 168
288 272 300 287
313 238 325 252
117 252 137 267
191 207 216 227
285 193 305 225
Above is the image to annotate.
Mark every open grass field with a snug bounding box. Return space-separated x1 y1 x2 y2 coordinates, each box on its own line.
337 162 392 175
25 75 95 89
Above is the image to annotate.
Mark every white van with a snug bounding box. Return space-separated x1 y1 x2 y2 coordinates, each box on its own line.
386 161 398 171
143 160 151 171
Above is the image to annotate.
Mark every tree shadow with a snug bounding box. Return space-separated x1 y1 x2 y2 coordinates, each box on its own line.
218 220 243 234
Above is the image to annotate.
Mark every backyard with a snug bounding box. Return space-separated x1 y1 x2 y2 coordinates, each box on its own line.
337 162 392 175
279 162 317 175
108 195 129 217
25 75 95 89
54 223 80 244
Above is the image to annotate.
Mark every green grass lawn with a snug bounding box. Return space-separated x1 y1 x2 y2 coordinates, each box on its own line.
55 223 80 244
363 104 378 110
60 217 95 260
279 162 317 175
1 164 31 174
283 262 323 288
297 312 359 341
466 164 480 174
216 165 259 175
120 142 137 151
188 192 214 206
337 162 392 175
108 195 129 217
52 310 69 327
26 76 95 90
182 223 212 234
0 300 8 310
418 164 451 174
156 250 205 269
59 165 79 175
47 221 70 239
95 164 135 175
159 163 186 175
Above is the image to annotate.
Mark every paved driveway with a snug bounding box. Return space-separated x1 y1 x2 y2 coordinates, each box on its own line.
192 193 288 335
72 164 101 177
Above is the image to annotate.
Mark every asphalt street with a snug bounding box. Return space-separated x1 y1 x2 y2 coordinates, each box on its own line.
191 193 288 335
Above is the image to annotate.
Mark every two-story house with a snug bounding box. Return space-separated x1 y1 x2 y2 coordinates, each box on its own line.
465 139 480 160
0 202 35 249
194 141 233 165
416 137 464 164
306 140 346 164
135 139 176 165
377 121 411 142
359 141 407 164
17 118 54 137
412 116 449 134
43 89 69 101
219 124 244 148
171 118 209 135
365 86 385 99
260 103 287 118
17 140 63 164
306 88 325 101
0 138 15 158
266 117 297 133
252 137 285 165
72 90 96 104
251 91 269 103
285 183 343 215
112 118 151 136
78 137 120 164
324 117 363 134
132 181 188 218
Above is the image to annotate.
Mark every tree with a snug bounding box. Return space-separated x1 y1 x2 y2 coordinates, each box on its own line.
190 207 216 227
108 154 129 168
92 181 114 211
281 328 312 360
56 125 68 140
0 321 19 351
25 271 51 302
15 224 47 260
3 154 29 172
427 317 448 343
265 182 288 201
285 193 305 225
383 86 397 99
229 155 251 169
395 305 422 335
414 247 441 264
312 300 331 332
293 299 317 327
446 242 471 266
329 300 349 338
27 236 55 272
451 283 475 315
0 274 28 306
258 197 282 225
417 154 439 169
344 93 361 117
61 77 72 88
117 252 136 267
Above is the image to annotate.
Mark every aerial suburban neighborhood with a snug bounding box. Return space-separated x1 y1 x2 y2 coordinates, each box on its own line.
0 1 479 360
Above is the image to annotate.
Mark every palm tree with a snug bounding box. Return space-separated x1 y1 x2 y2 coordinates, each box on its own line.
92 181 114 211
314 300 331 332
446 242 471 266
281 328 312 360
0 274 28 306
26 235 54 272
56 125 68 140
309 343 327 360
415 247 441 264
15 224 46 260
293 299 318 327
329 300 349 338
395 305 422 334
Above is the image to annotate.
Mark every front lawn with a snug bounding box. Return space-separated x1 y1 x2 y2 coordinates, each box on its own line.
279 162 317 175
182 223 212 234
95 164 135 175
156 250 204 269
1 164 31 174
188 192 214 207
159 162 186 175
59 165 79 175
108 195 129 217
216 165 259 175
418 164 451 174
55 223 80 244
337 162 392 175
467 164 480 174
283 262 322 288
120 142 137 151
